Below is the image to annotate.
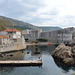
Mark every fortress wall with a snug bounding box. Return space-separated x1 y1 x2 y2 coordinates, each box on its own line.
0 37 26 53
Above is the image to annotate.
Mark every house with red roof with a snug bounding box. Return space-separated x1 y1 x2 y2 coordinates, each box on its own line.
0 29 21 39
0 35 10 45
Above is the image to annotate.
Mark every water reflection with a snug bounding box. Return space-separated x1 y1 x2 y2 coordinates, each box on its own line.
0 67 15 75
0 45 75 75
27 45 56 55
0 50 25 60
53 58 75 72
26 45 75 74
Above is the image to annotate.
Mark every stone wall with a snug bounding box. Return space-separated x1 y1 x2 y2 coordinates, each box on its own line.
40 31 58 43
0 37 26 53
22 27 75 43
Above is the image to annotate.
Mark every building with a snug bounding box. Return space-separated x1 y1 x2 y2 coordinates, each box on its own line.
0 35 9 45
22 29 30 34
31 29 42 40
22 27 75 43
0 29 21 39
22 29 42 41
40 31 58 43
57 29 72 43
23 33 31 40
40 27 75 43
22 29 31 40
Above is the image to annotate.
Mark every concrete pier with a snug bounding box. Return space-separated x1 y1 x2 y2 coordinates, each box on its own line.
0 60 42 66
26 43 59 46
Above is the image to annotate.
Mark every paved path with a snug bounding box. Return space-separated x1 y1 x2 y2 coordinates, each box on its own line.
0 60 42 66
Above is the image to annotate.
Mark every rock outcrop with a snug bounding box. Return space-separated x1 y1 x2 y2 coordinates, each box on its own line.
52 43 75 65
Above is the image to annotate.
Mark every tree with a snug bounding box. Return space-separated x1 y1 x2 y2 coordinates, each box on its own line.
36 38 47 42
25 38 29 42
0 23 6 31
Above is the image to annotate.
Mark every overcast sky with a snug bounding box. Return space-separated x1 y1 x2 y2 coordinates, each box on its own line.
0 0 75 28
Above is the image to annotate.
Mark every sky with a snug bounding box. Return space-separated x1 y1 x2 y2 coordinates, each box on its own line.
0 0 75 28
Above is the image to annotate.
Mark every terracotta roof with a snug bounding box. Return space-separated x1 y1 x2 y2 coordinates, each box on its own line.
0 29 20 32
0 35 9 39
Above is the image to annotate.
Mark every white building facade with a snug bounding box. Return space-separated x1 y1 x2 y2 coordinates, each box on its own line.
0 35 10 45
0 29 21 39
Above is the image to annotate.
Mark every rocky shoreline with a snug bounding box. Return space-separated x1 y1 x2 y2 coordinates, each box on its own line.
52 43 75 65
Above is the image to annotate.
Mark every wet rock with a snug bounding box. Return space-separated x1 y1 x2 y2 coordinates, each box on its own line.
63 58 75 65
72 46 75 58
52 43 75 65
72 46 75 53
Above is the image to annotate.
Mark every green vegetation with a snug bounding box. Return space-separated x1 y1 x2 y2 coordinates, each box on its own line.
0 24 6 31
0 16 39 30
25 38 29 42
0 19 14 28
14 26 32 30
36 38 47 42
0 19 14 31
0 16 61 31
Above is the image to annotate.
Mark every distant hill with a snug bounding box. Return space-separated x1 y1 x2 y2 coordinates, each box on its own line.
39 27 61 31
0 18 14 31
0 16 61 31
0 16 39 30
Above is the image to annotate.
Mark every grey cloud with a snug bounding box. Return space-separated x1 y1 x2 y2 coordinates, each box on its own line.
0 0 75 28
50 8 59 15
0 0 59 26
0 0 43 19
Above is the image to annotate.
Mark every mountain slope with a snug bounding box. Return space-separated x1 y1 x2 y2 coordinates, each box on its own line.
0 16 39 30
39 26 61 31
0 18 14 31
0 16 61 31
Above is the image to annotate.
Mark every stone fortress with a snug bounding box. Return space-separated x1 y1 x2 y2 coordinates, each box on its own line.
22 27 75 43
0 29 26 53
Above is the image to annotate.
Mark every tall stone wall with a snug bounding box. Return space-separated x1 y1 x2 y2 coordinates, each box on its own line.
40 31 58 43
0 37 26 53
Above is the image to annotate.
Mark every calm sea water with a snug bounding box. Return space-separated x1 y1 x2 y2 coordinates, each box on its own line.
0 45 75 75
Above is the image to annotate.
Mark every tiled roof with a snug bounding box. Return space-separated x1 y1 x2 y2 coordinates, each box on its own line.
0 29 20 32
0 35 9 39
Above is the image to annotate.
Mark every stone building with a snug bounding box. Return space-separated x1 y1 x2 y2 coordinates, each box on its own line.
57 29 72 43
22 27 75 43
22 29 42 41
0 29 21 39
0 35 9 45
22 29 30 34
23 33 31 40
31 30 40 40
40 31 58 43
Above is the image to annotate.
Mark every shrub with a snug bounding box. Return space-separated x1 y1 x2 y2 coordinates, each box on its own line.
36 38 47 42
25 38 29 42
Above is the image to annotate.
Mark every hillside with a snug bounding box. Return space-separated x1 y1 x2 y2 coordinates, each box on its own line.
0 16 61 31
0 19 14 31
0 16 39 30
39 27 61 31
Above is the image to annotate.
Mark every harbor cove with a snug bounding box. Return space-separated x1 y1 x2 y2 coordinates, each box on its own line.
0 45 75 75
0 27 75 75
0 4 75 75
